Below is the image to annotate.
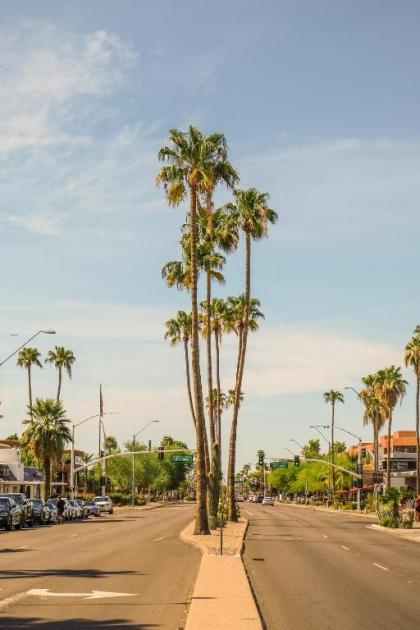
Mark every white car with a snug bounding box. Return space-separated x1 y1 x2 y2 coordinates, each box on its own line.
93 496 113 514
262 496 274 505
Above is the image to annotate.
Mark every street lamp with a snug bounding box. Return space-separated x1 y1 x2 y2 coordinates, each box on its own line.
0 329 56 367
283 447 296 457
131 420 159 507
70 411 118 500
336 425 363 512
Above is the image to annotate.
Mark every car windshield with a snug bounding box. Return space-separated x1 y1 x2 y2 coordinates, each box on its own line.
94 497 106 501
32 500 43 506
0 498 10 506
8 495 23 504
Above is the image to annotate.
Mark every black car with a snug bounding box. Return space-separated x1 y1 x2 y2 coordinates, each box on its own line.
2 493 34 528
0 496 22 531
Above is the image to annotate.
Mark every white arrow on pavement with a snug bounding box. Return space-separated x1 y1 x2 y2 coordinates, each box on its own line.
27 589 136 600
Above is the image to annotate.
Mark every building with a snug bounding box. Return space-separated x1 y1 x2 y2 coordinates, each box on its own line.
0 442 43 498
347 430 418 490
51 449 88 495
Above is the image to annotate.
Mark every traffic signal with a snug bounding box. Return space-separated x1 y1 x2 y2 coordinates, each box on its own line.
100 476 106 486
294 455 300 467
356 477 363 488
158 446 164 461
258 452 264 466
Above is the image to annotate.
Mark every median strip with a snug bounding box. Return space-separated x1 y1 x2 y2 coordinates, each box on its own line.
181 519 262 630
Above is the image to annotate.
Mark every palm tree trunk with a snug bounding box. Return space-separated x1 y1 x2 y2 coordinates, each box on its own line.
373 422 379 475
206 270 215 445
228 232 251 521
57 366 62 402
331 402 335 503
215 330 222 448
189 184 210 535
44 456 51 501
28 365 33 416
183 339 196 425
416 376 419 495
387 410 393 489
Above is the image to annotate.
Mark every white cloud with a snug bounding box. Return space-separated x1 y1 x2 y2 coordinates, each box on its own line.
0 22 137 154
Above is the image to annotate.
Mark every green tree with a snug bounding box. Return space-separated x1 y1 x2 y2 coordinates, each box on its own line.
323 390 344 502
105 435 119 453
45 346 76 402
404 335 420 494
302 439 321 459
17 347 42 413
165 311 196 428
374 366 408 488
360 374 385 475
158 127 234 534
5 433 18 441
80 453 95 493
21 398 71 499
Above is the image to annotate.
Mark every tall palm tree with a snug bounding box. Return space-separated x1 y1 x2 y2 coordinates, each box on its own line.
225 188 277 520
45 346 76 402
374 366 408 488
165 311 195 427
21 398 71 499
158 126 230 534
323 390 344 502
404 336 420 494
17 347 43 413
360 374 385 475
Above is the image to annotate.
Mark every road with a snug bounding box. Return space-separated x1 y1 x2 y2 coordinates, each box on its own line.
0 503 199 629
243 502 420 630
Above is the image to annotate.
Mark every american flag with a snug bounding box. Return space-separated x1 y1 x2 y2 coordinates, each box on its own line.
100 385 104 417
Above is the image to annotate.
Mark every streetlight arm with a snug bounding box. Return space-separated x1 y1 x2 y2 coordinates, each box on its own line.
0 329 56 367
344 386 362 399
335 426 362 442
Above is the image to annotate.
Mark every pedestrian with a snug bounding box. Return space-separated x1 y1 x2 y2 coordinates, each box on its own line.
414 496 420 523
57 496 65 524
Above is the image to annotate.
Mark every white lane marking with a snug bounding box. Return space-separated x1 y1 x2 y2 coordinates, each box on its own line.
27 589 136 600
0 591 29 610
153 537 164 542
16 545 30 550
373 563 389 571
323 535 328 539
70 534 77 538
341 545 350 551
244 510 254 516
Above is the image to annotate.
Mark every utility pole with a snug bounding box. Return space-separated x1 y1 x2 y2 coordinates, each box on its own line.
99 385 106 497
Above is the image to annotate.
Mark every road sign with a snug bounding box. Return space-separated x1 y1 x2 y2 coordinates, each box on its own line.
270 461 288 469
170 454 193 463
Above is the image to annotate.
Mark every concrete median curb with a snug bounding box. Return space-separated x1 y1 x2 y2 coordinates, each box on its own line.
181 518 262 630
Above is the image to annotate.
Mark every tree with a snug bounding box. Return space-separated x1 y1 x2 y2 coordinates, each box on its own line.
323 390 344 502
360 374 385 475
404 335 420 494
158 126 231 534
80 453 95 493
374 366 408 488
21 398 71 499
17 347 43 413
105 435 119 453
302 439 321 459
164 311 195 428
5 433 18 441
45 346 76 402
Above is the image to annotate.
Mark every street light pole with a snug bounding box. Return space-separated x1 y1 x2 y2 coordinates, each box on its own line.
131 420 159 507
0 329 56 367
290 439 308 501
336 425 363 512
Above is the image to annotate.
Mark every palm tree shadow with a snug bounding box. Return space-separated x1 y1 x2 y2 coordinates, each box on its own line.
0 618 160 629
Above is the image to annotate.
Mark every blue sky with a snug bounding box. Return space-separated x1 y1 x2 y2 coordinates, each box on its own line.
0 1 419 467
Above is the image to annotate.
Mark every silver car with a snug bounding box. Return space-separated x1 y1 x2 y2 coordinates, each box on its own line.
93 496 113 514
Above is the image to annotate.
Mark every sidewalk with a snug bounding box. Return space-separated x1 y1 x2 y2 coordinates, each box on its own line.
369 523 420 543
181 519 262 630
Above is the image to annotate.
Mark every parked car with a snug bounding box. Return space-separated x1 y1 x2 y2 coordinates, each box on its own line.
0 496 22 531
48 498 75 521
45 500 58 523
236 494 245 502
262 496 274 506
83 500 100 517
31 499 51 525
69 500 83 519
75 500 89 518
1 493 33 528
93 496 113 514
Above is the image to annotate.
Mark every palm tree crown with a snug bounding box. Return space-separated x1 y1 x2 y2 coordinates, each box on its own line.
45 346 76 402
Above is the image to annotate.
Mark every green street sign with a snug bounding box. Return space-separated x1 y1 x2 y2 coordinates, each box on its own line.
270 461 288 469
170 454 193 463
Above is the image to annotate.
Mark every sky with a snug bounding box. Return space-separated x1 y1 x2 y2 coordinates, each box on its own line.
0 0 419 469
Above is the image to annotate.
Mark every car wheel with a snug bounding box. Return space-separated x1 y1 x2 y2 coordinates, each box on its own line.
28 518 34 528
5 518 12 531
109 509 113 514
15 519 22 530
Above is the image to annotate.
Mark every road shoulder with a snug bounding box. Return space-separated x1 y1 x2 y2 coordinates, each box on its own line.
181 518 262 630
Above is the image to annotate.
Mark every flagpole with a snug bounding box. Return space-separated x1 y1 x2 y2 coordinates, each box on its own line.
99 385 106 497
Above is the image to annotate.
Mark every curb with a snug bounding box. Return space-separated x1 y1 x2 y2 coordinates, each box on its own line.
279 502 378 520
368 523 420 543
181 519 262 630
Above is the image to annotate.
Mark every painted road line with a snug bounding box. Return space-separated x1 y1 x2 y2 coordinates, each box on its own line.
373 563 389 571
16 545 30 550
153 537 164 542
244 510 254 516
27 589 136 600
341 545 350 551
323 534 328 539
0 591 29 611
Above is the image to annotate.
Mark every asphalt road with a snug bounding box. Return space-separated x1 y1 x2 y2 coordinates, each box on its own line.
0 503 199 629
243 502 420 630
